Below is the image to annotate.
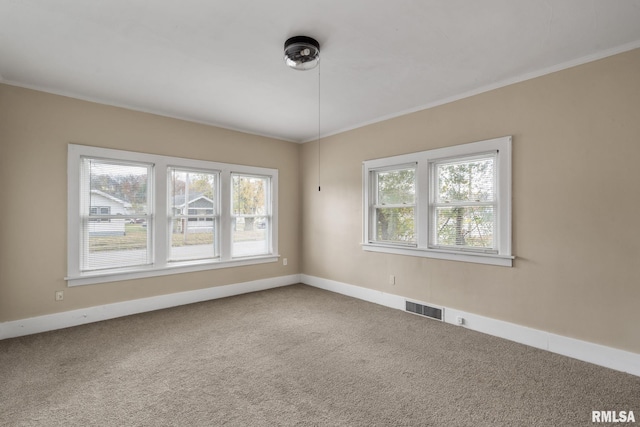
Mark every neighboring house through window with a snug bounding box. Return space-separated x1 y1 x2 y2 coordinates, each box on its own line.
169 168 218 262
67 144 279 286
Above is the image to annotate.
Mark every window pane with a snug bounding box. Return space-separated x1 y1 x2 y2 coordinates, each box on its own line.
377 168 415 205
376 207 415 244
83 159 151 271
434 206 494 248
232 175 270 257
372 167 415 245
86 221 151 270
232 175 267 215
170 219 216 261
436 157 494 203
233 216 269 257
88 160 149 216
169 169 218 261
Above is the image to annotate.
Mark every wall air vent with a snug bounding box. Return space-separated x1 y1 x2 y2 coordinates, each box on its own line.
405 301 443 321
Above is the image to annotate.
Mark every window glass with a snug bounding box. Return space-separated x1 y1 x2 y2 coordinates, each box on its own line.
82 158 151 271
169 169 218 261
432 155 496 250
232 174 269 257
373 167 416 244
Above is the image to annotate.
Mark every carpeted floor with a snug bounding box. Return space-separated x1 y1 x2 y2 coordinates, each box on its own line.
1 284 638 426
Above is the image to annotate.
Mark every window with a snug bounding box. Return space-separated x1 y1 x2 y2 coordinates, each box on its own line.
168 168 219 262
232 174 271 257
82 158 152 272
431 154 496 251
370 166 416 245
68 145 279 286
363 136 512 266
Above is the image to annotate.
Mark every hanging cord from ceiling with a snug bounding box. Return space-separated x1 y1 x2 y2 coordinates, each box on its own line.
318 60 321 192
283 35 321 191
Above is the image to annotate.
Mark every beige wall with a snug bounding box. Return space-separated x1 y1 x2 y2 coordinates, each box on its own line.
0 85 300 322
301 49 640 354
2 49 639 355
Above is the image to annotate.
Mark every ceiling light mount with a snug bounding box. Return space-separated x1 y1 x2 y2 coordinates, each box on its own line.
284 36 320 71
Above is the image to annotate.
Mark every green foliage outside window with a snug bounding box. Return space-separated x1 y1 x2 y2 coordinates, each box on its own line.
233 175 267 231
375 168 415 244
435 157 495 248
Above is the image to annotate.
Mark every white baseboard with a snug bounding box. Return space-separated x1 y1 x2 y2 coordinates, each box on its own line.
0 274 301 340
301 274 640 377
4 273 638 377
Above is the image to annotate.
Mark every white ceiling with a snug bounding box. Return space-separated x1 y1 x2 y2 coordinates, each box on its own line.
2 1 640 143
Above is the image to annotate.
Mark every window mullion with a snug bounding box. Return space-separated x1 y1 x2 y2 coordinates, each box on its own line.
148 161 163 268
77 158 90 272
416 159 429 249
220 169 232 262
364 171 378 243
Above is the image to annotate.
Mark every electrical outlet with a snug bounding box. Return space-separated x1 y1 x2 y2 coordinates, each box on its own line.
55 291 64 301
388 275 395 285
283 258 288 266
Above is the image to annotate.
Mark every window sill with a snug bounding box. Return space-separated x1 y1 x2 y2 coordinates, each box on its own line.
361 243 513 267
66 255 280 287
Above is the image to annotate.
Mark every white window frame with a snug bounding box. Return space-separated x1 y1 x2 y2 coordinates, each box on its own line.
168 167 220 262
67 144 279 286
230 173 273 259
362 136 513 267
80 157 153 272
369 164 417 246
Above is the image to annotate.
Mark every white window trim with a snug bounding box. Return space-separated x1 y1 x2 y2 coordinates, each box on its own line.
168 167 220 262
67 144 279 286
362 136 513 267
230 172 273 259
370 163 418 247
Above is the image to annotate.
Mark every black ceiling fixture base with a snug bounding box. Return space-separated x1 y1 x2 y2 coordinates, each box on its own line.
284 36 320 71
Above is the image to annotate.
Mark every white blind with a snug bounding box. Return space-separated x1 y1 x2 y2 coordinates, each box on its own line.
81 158 151 271
373 167 416 244
432 154 496 250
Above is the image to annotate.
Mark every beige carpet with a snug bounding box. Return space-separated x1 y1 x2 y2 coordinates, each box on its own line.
1 284 638 426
